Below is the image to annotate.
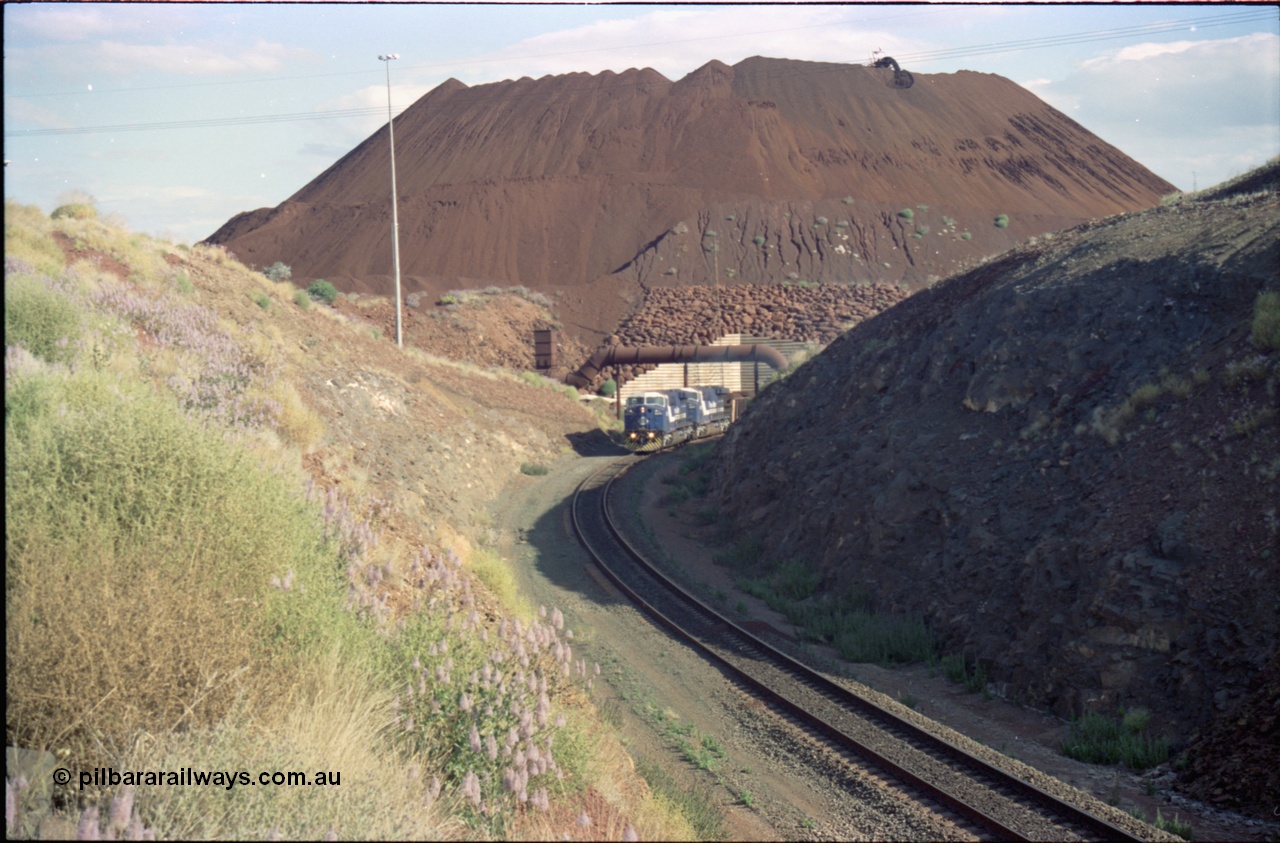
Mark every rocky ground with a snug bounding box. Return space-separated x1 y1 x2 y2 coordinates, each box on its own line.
332 285 593 382
615 449 1280 842
710 163 1280 819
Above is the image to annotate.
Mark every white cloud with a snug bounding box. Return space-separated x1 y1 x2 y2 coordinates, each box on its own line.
4 98 77 130
95 39 317 77
8 5 159 41
455 5 930 84
1037 33 1279 132
309 82 413 153
1080 39 1198 67
1028 32 1280 190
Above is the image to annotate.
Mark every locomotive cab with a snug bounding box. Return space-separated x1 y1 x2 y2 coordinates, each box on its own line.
623 392 675 449
622 386 731 450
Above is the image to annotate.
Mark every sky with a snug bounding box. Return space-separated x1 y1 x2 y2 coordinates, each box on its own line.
4 2 1278 245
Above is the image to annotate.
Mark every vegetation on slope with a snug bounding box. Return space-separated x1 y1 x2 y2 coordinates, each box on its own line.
4 198 685 840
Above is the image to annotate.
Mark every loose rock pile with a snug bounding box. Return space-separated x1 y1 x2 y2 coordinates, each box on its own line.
614 283 910 346
581 282 910 389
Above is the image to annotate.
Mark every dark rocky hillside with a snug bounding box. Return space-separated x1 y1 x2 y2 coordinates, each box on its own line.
205 56 1174 350
709 161 1280 817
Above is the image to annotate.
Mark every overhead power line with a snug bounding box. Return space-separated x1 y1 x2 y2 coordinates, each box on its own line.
5 8 1274 140
7 106 399 138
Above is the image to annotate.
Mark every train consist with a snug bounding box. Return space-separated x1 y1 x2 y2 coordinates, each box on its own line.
622 386 731 452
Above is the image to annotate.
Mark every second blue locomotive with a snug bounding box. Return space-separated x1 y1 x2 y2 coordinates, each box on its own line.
622 385 731 451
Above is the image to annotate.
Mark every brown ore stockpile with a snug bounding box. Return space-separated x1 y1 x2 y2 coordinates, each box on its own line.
712 162 1280 818
205 56 1174 351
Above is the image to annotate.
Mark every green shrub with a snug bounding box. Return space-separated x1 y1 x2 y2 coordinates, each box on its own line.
263 261 292 283
252 291 271 310
6 369 364 764
520 462 549 476
51 202 98 221
599 378 617 398
5 200 67 277
941 653 988 692
1130 382 1163 409
821 608 934 665
1060 710 1170 770
960 232 973 241
293 288 312 309
994 214 1010 228
4 273 83 364
752 235 766 246
307 279 338 305
1155 809 1194 841
1252 290 1280 351
898 208 914 220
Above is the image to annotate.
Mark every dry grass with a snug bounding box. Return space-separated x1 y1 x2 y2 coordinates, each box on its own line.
270 380 327 450
116 651 458 840
4 199 702 840
4 370 350 765
467 545 535 622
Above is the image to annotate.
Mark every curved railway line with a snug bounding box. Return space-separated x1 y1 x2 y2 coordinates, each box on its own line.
572 455 1152 842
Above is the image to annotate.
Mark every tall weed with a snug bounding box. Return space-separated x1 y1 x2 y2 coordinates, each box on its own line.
6 368 362 763
122 653 453 841
4 270 83 364
1060 710 1170 770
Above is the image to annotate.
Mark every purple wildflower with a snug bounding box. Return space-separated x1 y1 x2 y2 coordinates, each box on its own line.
76 805 100 841
108 785 134 835
462 771 482 807
486 733 499 762
5 778 17 837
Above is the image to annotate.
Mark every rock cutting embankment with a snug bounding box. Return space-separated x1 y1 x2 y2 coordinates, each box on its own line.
709 167 1279 818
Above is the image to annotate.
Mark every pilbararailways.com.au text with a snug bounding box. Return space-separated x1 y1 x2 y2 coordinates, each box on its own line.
70 767 341 791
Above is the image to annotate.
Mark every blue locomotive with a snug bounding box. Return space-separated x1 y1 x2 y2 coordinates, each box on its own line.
622 385 731 451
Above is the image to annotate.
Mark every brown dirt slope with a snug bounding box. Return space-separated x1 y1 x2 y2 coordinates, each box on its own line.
204 56 1175 348
708 161 1280 817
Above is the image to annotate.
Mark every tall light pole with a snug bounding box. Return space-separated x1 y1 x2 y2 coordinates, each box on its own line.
379 53 403 348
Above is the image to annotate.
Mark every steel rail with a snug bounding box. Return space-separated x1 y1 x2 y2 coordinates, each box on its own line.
571 455 1148 843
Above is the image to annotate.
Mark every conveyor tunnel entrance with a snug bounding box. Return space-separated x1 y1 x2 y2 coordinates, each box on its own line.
565 343 789 391
566 342 792 423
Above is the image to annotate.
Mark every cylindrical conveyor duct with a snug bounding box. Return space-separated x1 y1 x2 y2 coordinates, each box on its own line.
565 344 788 389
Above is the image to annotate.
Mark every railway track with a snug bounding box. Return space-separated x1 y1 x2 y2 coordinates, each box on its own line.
572 456 1151 842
